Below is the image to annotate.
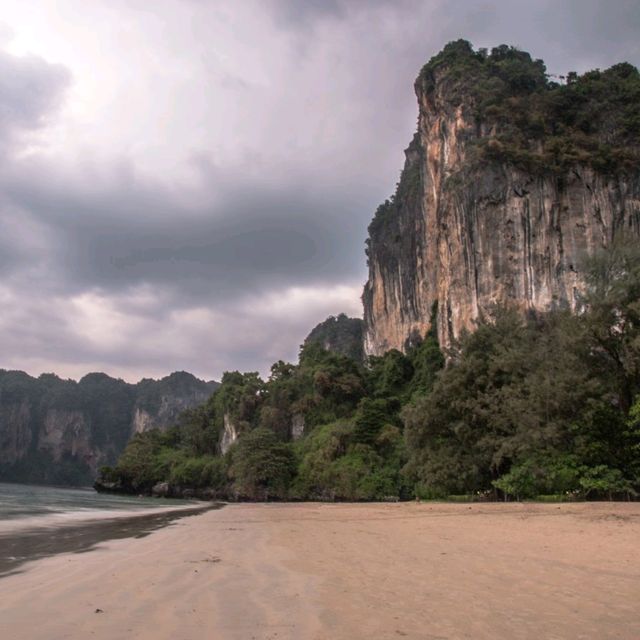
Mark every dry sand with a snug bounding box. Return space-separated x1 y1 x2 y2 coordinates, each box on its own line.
0 502 639 639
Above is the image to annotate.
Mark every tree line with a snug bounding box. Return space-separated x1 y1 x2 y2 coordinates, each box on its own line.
99 240 640 501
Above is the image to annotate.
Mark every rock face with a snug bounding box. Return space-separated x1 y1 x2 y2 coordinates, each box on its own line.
0 401 32 466
220 413 238 455
0 370 218 485
132 372 219 434
363 42 640 354
291 414 305 440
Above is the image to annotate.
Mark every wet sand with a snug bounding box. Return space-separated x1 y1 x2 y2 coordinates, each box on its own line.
0 503 218 578
0 502 639 639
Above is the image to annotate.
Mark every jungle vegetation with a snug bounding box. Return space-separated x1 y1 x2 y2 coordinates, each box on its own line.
100 240 640 502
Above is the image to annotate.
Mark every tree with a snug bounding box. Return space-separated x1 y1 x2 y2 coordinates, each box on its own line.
492 463 537 501
367 349 413 400
114 431 167 491
403 307 614 496
229 428 295 500
353 398 395 446
408 308 445 397
580 236 640 412
579 465 636 500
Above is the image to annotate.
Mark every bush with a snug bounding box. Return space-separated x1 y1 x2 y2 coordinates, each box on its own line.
579 466 637 500
229 428 295 500
169 455 227 489
114 431 166 490
493 464 537 500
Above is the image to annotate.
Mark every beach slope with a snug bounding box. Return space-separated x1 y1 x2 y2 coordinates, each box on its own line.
1 502 639 639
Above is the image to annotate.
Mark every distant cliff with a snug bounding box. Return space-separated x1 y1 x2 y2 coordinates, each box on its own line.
0 370 218 485
304 314 364 362
363 40 640 354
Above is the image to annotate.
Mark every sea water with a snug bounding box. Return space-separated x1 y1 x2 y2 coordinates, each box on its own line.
0 482 209 575
0 482 194 533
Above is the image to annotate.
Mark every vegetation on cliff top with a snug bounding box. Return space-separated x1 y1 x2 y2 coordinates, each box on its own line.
304 313 365 363
366 133 422 240
0 371 216 486
101 241 640 501
368 40 639 246
419 39 640 174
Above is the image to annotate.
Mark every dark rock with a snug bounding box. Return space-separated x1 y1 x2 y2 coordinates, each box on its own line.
151 482 170 497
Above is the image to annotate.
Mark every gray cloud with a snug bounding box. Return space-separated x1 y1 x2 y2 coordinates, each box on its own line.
1 159 367 303
0 0 638 381
270 0 346 26
0 48 69 147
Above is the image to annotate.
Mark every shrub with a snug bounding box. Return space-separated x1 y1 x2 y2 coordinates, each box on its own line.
169 455 227 489
229 428 295 500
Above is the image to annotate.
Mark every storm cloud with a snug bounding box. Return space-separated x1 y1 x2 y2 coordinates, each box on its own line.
0 0 638 381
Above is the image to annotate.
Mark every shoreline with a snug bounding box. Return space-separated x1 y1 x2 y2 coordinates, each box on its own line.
0 502 220 578
0 502 639 639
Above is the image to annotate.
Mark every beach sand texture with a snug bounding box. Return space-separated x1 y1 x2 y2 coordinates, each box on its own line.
0 502 639 640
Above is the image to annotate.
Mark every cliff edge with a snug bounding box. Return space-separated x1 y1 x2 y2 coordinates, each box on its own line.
363 40 640 354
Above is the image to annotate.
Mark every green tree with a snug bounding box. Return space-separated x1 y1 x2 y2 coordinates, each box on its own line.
229 428 295 500
353 397 396 446
404 307 613 496
580 236 640 412
579 465 636 500
492 463 537 501
367 350 413 400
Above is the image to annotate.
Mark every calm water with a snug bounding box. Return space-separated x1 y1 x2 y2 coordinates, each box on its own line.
0 482 195 531
0 483 215 577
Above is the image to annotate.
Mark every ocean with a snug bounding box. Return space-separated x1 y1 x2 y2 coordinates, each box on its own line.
0 482 190 527
0 482 214 576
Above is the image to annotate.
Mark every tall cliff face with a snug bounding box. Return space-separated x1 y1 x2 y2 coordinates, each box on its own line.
0 370 217 485
363 41 640 354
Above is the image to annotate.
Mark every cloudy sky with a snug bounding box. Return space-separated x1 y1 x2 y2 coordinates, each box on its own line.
0 0 639 382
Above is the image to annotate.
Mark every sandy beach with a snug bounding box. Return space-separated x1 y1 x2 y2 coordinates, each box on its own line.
1 502 639 640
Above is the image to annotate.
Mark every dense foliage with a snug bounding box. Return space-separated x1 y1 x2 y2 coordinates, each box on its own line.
99 313 443 499
406 239 640 500
366 133 423 239
102 240 640 502
419 39 640 174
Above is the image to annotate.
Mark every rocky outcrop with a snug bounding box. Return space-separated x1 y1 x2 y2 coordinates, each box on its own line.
95 475 224 501
291 414 305 440
363 42 640 354
363 133 431 354
0 369 218 485
131 395 204 435
131 407 154 434
151 481 170 497
220 413 238 455
39 409 94 464
0 401 32 465
304 314 365 362
133 371 218 433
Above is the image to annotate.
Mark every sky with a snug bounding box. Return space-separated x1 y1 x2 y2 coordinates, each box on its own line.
0 0 639 383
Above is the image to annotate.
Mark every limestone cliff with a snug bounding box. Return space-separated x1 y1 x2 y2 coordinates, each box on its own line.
0 370 217 485
363 41 640 354
220 413 238 455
